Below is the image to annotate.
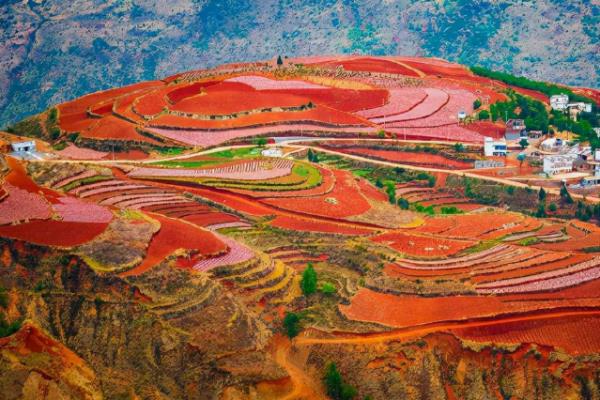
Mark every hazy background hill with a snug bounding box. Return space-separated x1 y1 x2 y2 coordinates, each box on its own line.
1 0 598 128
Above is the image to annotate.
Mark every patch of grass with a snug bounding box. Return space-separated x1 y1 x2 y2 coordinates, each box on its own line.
461 239 498 255
518 237 540 246
582 246 600 253
209 146 262 159
60 174 112 192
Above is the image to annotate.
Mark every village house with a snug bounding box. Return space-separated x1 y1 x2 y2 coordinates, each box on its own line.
550 94 569 111
10 140 36 153
567 102 593 121
483 137 507 156
543 154 577 175
505 119 527 141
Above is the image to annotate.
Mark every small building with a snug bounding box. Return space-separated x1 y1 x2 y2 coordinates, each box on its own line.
567 102 593 121
505 119 527 141
261 147 283 157
457 110 467 120
540 137 565 152
483 137 507 157
550 94 569 111
528 130 543 138
587 149 600 178
10 141 36 153
543 155 576 175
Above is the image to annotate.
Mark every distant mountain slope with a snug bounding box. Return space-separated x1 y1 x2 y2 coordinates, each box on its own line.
1 0 598 127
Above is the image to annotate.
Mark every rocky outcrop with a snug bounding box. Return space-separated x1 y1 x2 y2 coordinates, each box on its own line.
0 238 284 399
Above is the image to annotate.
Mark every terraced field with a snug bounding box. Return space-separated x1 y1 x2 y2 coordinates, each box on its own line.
2 55 600 400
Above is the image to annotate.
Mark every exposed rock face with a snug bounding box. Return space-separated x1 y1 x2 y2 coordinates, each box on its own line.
0 323 103 400
305 332 600 400
1 1 598 127
0 238 284 399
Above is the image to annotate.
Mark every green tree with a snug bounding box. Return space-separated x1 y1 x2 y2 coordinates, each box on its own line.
560 184 574 204
307 149 315 162
548 202 557 212
0 286 21 338
473 99 482 110
535 203 547 218
283 312 301 338
478 109 490 120
538 188 546 202
377 130 385 139
255 137 267 147
519 138 529 149
277 55 283 66
517 153 526 168
301 263 317 295
454 143 465 152
324 363 357 400
375 179 384 189
385 182 396 204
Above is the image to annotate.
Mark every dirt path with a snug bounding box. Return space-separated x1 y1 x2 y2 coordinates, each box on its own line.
298 145 600 203
294 308 600 346
272 335 324 400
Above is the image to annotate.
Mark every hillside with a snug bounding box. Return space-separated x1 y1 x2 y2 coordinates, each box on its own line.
1 0 598 128
1 56 600 399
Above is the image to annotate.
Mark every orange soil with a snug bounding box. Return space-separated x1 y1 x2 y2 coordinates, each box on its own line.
120 214 226 277
451 314 600 354
340 288 600 328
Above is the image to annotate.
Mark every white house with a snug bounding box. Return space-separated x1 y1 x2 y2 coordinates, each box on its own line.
567 102 593 113
540 137 565 152
483 137 507 156
543 155 576 175
10 141 36 153
550 94 569 111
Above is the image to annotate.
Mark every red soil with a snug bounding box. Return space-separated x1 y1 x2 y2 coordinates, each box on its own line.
120 214 226 277
318 57 421 77
464 121 506 139
330 147 472 169
270 215 372 235
171 90 309 115
181 212 240 227
451 314 600 354
261 169 372 219
0 220 108 247
267 87 389 113
340 288 600 328
371 231 475 258
148 105 368 129
166 80 222 103
80 116 162 145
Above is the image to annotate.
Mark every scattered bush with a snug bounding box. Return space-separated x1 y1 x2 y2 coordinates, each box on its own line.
320 282 336 295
